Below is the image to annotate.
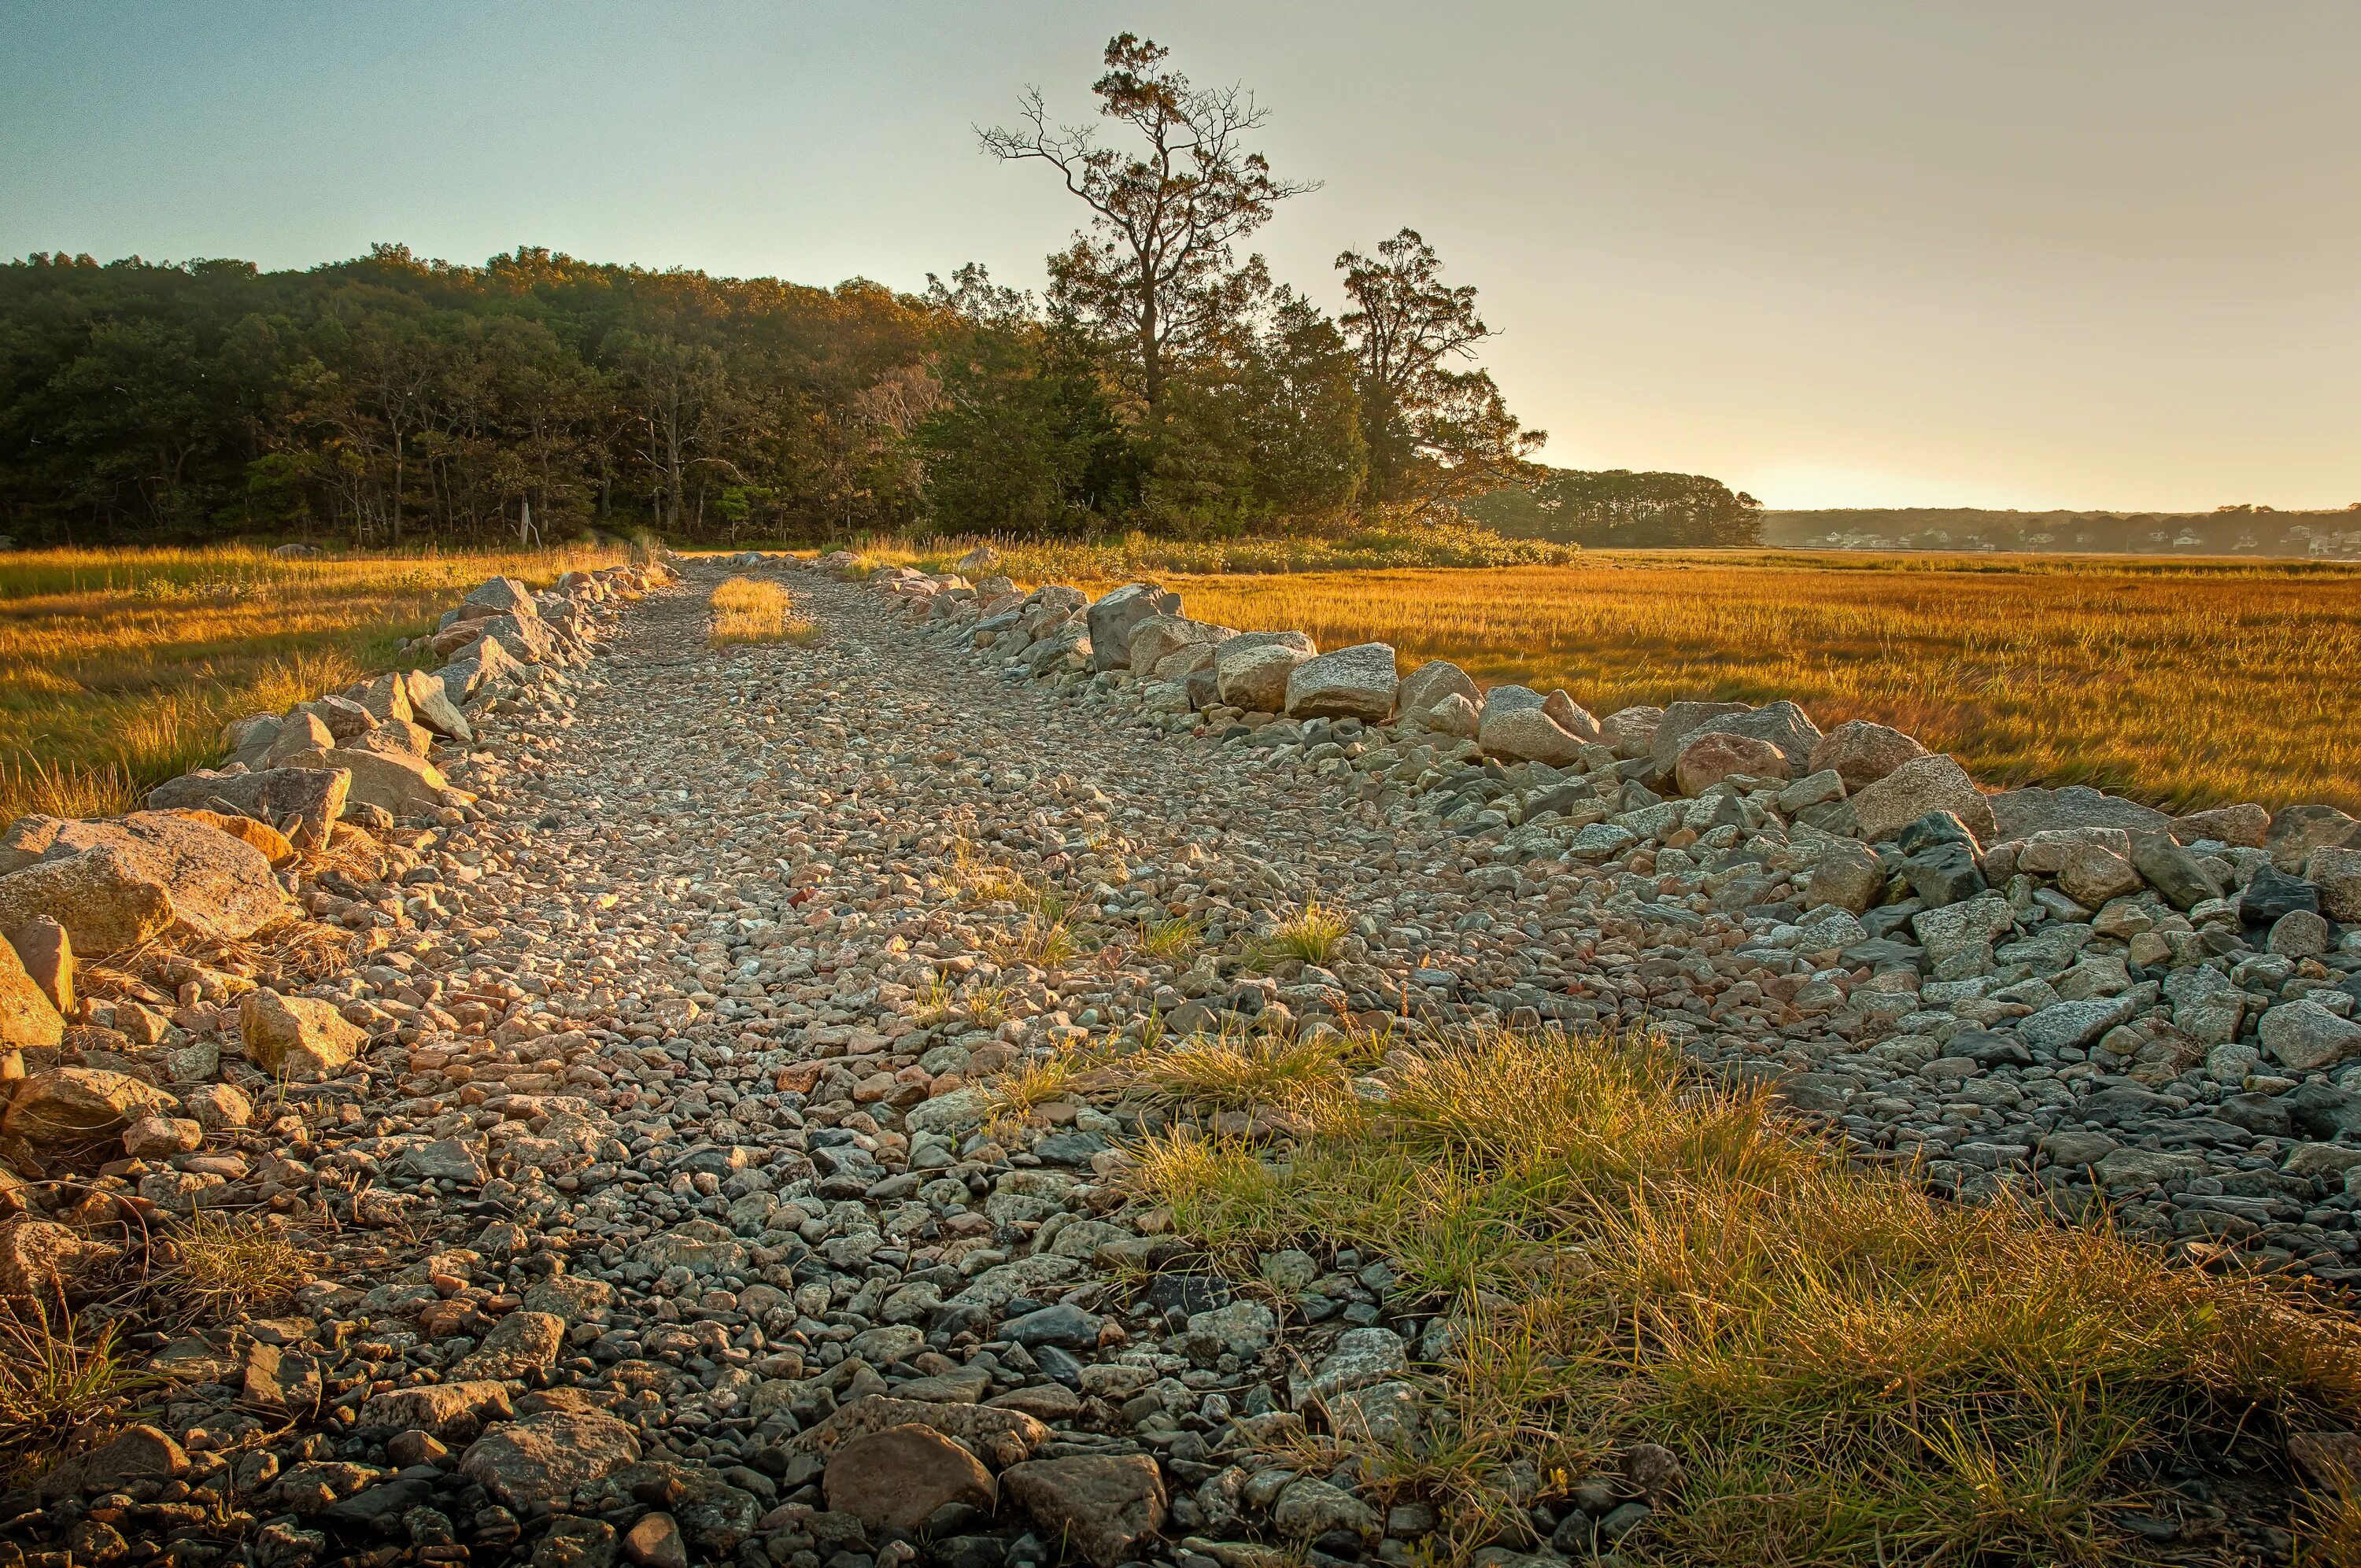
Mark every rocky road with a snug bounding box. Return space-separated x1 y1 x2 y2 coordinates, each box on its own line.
12 551 2361 1568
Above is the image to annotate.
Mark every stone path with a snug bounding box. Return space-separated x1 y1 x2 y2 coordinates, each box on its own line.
20 552 2361 1568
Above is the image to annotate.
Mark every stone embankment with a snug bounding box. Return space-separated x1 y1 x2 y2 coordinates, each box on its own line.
0 544 2355 1568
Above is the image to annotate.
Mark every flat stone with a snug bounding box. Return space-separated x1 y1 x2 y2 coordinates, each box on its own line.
999 1453 1167 1568
459 1407 641 1511
1285 643 1398 722
822 1423 996 1534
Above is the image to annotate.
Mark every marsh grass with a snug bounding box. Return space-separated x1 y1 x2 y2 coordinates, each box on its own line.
0 542 623 823
1130 1027 2361 1564
826 519 1577 581
1142 552 2361 814
708 575 817 647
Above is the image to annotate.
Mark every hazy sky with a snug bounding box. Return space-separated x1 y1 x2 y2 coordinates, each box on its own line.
4 2 2355 511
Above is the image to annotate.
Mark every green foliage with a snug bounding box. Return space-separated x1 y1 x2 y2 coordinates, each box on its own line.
1469 465 1765 548
1339 229 1546 511
911 267 1135 537
0 245 937 546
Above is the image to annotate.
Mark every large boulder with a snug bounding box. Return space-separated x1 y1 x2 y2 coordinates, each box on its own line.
239 990 367 1076
1685 701 1822 776
1125 617 1232 680
1805 840 1886 914
264 710 338 766
3 919 72 1014
0 813 294 954
2172 802 2270 848
0 933 65 1050
1850 754 1994 844
1084 585 1180 671
146 766 349 849
346 673 413 726
266 747 460 820
471 614 565 666
1598 706 1664 761
1987 786 2172 841
2267 805 2361 874
1808 720 1927 791
2 1068 178 1148
159 810 294 866
2311 847 2361 924
1398 661 1480 724
999 1454 1167 1568
441 634 524 700
1543 690 1600 743
1424 692 1479 739
1646 701 1752 778
1677 731 1790 795
0 1220 123 1309
1215 633 1317 714
462 577 538 617
1285 644 1398 722
402 670 475 743
1479 687 1585 766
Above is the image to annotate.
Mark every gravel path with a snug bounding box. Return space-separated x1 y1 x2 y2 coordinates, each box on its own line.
27 554 2361 1568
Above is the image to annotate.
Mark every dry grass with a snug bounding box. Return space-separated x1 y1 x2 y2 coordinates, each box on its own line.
0 542 624 824
158 1212 312 1322
708 575 816 647
1132 1027 2361 1565
1135 1028 1355 1114
1136 915 1203 962
842 518 1578 581
986 1050 1088 1134
1262 901 1351 965
0 1308 150 1484
1129 552 2361 814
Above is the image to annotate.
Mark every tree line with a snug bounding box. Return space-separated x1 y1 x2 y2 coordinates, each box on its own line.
4 36 1763 550
0 245 939 546
1464 467 1764 548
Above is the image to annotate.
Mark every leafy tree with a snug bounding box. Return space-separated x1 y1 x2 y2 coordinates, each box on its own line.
910 266 1132 537
1338 229 1544 512
981 35 1313 433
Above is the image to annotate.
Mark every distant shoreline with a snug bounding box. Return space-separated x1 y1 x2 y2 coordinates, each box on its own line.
1762 505 2361 559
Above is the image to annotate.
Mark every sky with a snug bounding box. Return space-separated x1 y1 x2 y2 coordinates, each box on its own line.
3 1 2355 512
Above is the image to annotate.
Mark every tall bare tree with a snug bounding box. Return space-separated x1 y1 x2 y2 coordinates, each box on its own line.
981 35 1314 429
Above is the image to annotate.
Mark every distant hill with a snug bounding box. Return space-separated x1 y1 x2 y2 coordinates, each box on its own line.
1761 505 2361 559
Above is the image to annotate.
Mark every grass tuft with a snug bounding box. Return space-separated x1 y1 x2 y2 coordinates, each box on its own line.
708 575 817 647
1137 915 1203 962
1130 1026 2361 1563
160 1212 312 1320
0 1308 151 1484
1135 1029 1354 1116
1263 901 1350 965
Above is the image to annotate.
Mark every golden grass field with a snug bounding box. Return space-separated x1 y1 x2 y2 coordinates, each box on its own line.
0 544 625 825
1121 552 2361 816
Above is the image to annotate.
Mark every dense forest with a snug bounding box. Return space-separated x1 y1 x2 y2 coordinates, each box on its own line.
1464 467 1764 547
0 36 1553 550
